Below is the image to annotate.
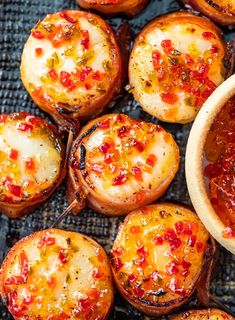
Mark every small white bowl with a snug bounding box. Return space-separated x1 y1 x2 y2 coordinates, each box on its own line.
186 75 235 255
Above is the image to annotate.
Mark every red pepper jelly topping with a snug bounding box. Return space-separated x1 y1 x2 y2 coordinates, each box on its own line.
204 96 235 236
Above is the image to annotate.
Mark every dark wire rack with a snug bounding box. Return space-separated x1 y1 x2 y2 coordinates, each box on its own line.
0 0 235 319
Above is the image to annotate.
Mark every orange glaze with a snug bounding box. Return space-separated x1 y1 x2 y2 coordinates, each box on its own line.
68 114 180 216
204 96 235 238
0 112 63 205
0 229 113 320
20 11 122 129
129 12 226 123
110 204 209 315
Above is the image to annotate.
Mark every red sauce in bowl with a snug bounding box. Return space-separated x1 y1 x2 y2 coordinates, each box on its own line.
204 96 235 237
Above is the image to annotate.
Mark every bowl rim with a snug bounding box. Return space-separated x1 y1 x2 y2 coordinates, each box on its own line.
186 74 235 255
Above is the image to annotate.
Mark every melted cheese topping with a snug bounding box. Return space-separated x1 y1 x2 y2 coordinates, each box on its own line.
73 114 179 202
129 13 225 123
0 113 62 203
21 11 119 112
0 229 113 320
111 204 209 305
172 309 234 320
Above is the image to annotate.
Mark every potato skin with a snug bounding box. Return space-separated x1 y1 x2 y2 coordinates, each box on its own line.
67 114 180 216
20 11 123 132
129 11 226 124
184 0 235 26
77 0 149 16
0 228 113 320
110 204 211 316
171 308 235 320
0 112 65 218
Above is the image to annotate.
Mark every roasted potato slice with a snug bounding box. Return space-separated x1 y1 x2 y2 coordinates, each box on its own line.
0 228 113 320
184 0 235 26
0 112 65 218
129 12 226 124
77 0 149 17
110 203 210 316
171 308 234 320
21 10 122 132
67 114 180 216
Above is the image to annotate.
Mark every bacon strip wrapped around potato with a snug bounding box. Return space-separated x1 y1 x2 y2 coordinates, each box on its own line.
110 203 213 316
0 228 113 320
171 308 234 320
20 10 123 132
129 12 226 124
67 114 180 216
184 0 235 26
77 0 149 17
0 112 65 218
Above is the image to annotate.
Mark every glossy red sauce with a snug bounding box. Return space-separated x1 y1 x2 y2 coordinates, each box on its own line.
204 96 235 237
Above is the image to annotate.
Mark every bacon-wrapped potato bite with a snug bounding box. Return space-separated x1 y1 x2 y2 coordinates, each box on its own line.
77 0 149 17
20 11 122 131
110 204 211 316
0 112 65 218
171 308 234 320
129 12 226 124
67 114 180 216
184 0 235 26
0 228 113 320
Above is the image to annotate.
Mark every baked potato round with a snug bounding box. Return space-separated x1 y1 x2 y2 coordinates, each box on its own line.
0 228 113 320
110 203 211 316
77 0 149 17
0 112 65 218
129 12 226 124
21 10 122 132
67 114 180 216
171 308 234 320
184 0 235 26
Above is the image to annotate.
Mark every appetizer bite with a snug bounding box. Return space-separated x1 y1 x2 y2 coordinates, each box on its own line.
184 0 235 26
0 112 65 218
171 308 234 320
21 10 122 131
110 203 211 316
204 96 235 238
77 0 149 17
67 114 180 216
129 12 226 124
0 228 113 320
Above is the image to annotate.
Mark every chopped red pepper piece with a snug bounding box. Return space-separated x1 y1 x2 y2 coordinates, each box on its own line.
32 30 45 39
130 226 141 234
111 257 123 271
48 69 58 81
7 184 22 197
98 119 110 129
35 48 43 56
112 169 127 186
81 30 90 50
153 235 163 245
130 139 145 152
167 261 179 275
161 39 173 53
59 11 77 24
128 273 137 283
38 235 56 247
152 50 161 69
175 220 193 235
188 234 196 247
160 92 178 105
18 123 33 132
202 31 215 40
146 154 157 167
133 286 144 298
58 249 68 264
0 114 7 123
60 71 75 91
92 70 101 81
9 149 18 160
98 142 110 154
25 158 35 171
131 166 143 181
